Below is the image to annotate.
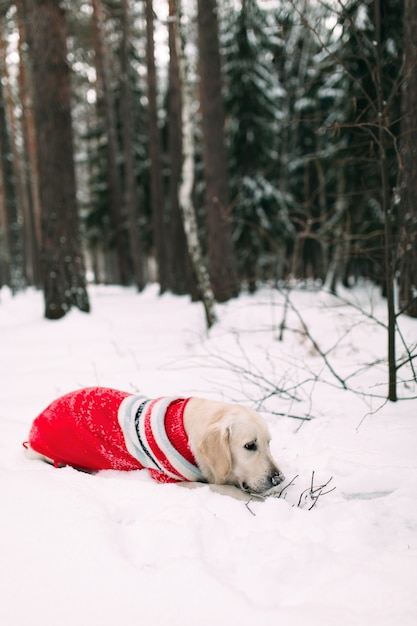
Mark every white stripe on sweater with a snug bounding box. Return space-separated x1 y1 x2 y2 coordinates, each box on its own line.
117 394 203 482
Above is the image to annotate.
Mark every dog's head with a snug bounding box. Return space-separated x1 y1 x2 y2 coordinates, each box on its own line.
197 405 284 494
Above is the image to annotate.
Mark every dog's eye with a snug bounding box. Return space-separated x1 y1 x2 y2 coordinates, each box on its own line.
244 442 257 452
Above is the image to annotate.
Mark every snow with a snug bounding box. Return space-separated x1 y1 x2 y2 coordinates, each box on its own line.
1 283 416 626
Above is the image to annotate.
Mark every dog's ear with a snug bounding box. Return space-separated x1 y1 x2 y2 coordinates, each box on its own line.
198 424 232 484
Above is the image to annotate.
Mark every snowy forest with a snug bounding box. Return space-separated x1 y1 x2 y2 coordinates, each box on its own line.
0 0 416 322
1 3 417 622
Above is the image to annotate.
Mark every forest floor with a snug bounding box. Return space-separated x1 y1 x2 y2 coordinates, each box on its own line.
1 282 416 626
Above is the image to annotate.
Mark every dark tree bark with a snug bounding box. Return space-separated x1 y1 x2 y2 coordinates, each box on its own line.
22 0 89 319
197 0 239 302
374 0 397 400
398 0 417 318
145 0 169 293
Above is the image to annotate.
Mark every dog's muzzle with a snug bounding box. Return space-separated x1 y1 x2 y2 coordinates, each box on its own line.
241 471 285 494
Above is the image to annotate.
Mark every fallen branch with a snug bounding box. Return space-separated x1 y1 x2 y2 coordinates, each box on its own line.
245 500 257 516
269 411 313 421
296 472 336 510
245 471 336 512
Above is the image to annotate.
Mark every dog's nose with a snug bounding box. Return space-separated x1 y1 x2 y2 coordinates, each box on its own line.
271 471 285 486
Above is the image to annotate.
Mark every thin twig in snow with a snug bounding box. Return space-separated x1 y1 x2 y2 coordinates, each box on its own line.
269 411 313 421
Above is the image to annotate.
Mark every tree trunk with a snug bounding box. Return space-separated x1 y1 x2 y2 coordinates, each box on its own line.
16 0 42 287
167 0 196 296
375 0 396 401
22 0 89 319
0 21 24 293
0 164 8 287
324 173 347 294
173 0 217 328
120 0 145 291
0 14 35 287
398 0 417 318
92 0 130 286
197 0 239 302
145 0 169 293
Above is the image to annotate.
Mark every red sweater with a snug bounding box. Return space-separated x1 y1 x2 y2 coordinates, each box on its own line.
27 387 203 483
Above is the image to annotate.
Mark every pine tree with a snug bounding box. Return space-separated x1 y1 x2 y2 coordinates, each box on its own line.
222 0 294 290
331 0 403 289
272 1 343 284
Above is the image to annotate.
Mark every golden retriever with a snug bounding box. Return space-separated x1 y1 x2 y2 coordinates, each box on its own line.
24 388 284 496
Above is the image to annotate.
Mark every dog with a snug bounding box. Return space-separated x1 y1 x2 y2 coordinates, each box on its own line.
24 387 284 495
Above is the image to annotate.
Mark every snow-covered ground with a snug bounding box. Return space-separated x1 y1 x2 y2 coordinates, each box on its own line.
1 283 416 626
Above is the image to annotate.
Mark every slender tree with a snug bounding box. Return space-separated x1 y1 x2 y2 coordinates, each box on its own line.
173 0 217 327
22 0 89 319
0 14 28 289
197 0 239 302
0 13 24 292
398 0 417 318
145 0 169 293
120 0 145 290
16 0 42 287
91 0 130 285
167 0 195 296
0 43 14 289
